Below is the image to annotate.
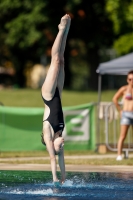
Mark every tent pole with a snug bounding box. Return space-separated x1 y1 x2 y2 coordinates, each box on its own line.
98 74 102 103
97 74 102 150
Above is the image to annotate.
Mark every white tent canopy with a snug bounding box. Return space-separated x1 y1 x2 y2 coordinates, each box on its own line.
96 52 133 75
96 52 133 102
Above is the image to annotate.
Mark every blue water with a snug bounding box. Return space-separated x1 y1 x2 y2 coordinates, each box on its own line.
0 171 133 200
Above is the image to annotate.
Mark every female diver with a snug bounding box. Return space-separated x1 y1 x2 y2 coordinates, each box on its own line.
41 14 71 185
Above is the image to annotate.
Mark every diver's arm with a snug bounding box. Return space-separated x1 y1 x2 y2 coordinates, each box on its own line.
45 140 58 182
58 148 65 183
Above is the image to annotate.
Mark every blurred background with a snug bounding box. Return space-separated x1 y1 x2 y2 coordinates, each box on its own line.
0 0 133 154
0 0 133 91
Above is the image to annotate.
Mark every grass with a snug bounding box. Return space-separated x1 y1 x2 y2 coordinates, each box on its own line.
0 151 133 165
0 150 133 166
0 150 98 158
0 88 116 107
64 158 133 165
1 159 133 165
0 151 47 158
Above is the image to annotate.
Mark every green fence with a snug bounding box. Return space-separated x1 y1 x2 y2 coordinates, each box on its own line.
0 103 96 151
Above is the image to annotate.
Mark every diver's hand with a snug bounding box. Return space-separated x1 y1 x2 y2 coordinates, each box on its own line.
53 180 61 187
60 179 65 185
60 175 65 184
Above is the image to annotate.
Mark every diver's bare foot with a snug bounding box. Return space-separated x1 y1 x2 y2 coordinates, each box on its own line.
65 14 71 35
58 14 70 31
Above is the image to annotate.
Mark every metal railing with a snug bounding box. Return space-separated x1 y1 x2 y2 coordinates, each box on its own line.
104 103 133 158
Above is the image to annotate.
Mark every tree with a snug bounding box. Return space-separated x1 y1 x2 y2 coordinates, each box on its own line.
106 0 133 55
65 0 114 89
0 0 67 87
0 0 114 89
0 0 47 86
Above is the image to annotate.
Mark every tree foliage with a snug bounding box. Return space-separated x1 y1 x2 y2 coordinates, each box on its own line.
0 0 67 86
0 0 114 89
106 0 133 55
0 0 48 48
65 0 114 89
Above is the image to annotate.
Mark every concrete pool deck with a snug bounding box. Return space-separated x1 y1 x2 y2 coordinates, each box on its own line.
0 154 133 172
0 163 133 173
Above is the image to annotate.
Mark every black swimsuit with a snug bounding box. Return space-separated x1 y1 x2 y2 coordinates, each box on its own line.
42 87 64 134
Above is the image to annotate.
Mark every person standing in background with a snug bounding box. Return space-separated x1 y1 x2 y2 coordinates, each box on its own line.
112 70 133 160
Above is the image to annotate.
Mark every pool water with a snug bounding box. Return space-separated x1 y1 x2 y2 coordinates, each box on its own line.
0 170 133 200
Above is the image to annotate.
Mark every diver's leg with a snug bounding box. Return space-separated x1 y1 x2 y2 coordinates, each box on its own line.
57 15 71 93
42 15 70 100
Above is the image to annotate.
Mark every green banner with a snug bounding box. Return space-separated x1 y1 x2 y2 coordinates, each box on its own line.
0 103 96 151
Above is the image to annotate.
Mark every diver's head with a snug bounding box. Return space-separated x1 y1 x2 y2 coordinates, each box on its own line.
54 137 64 155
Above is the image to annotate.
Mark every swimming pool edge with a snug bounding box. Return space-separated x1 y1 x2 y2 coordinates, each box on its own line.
0 163 132 173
